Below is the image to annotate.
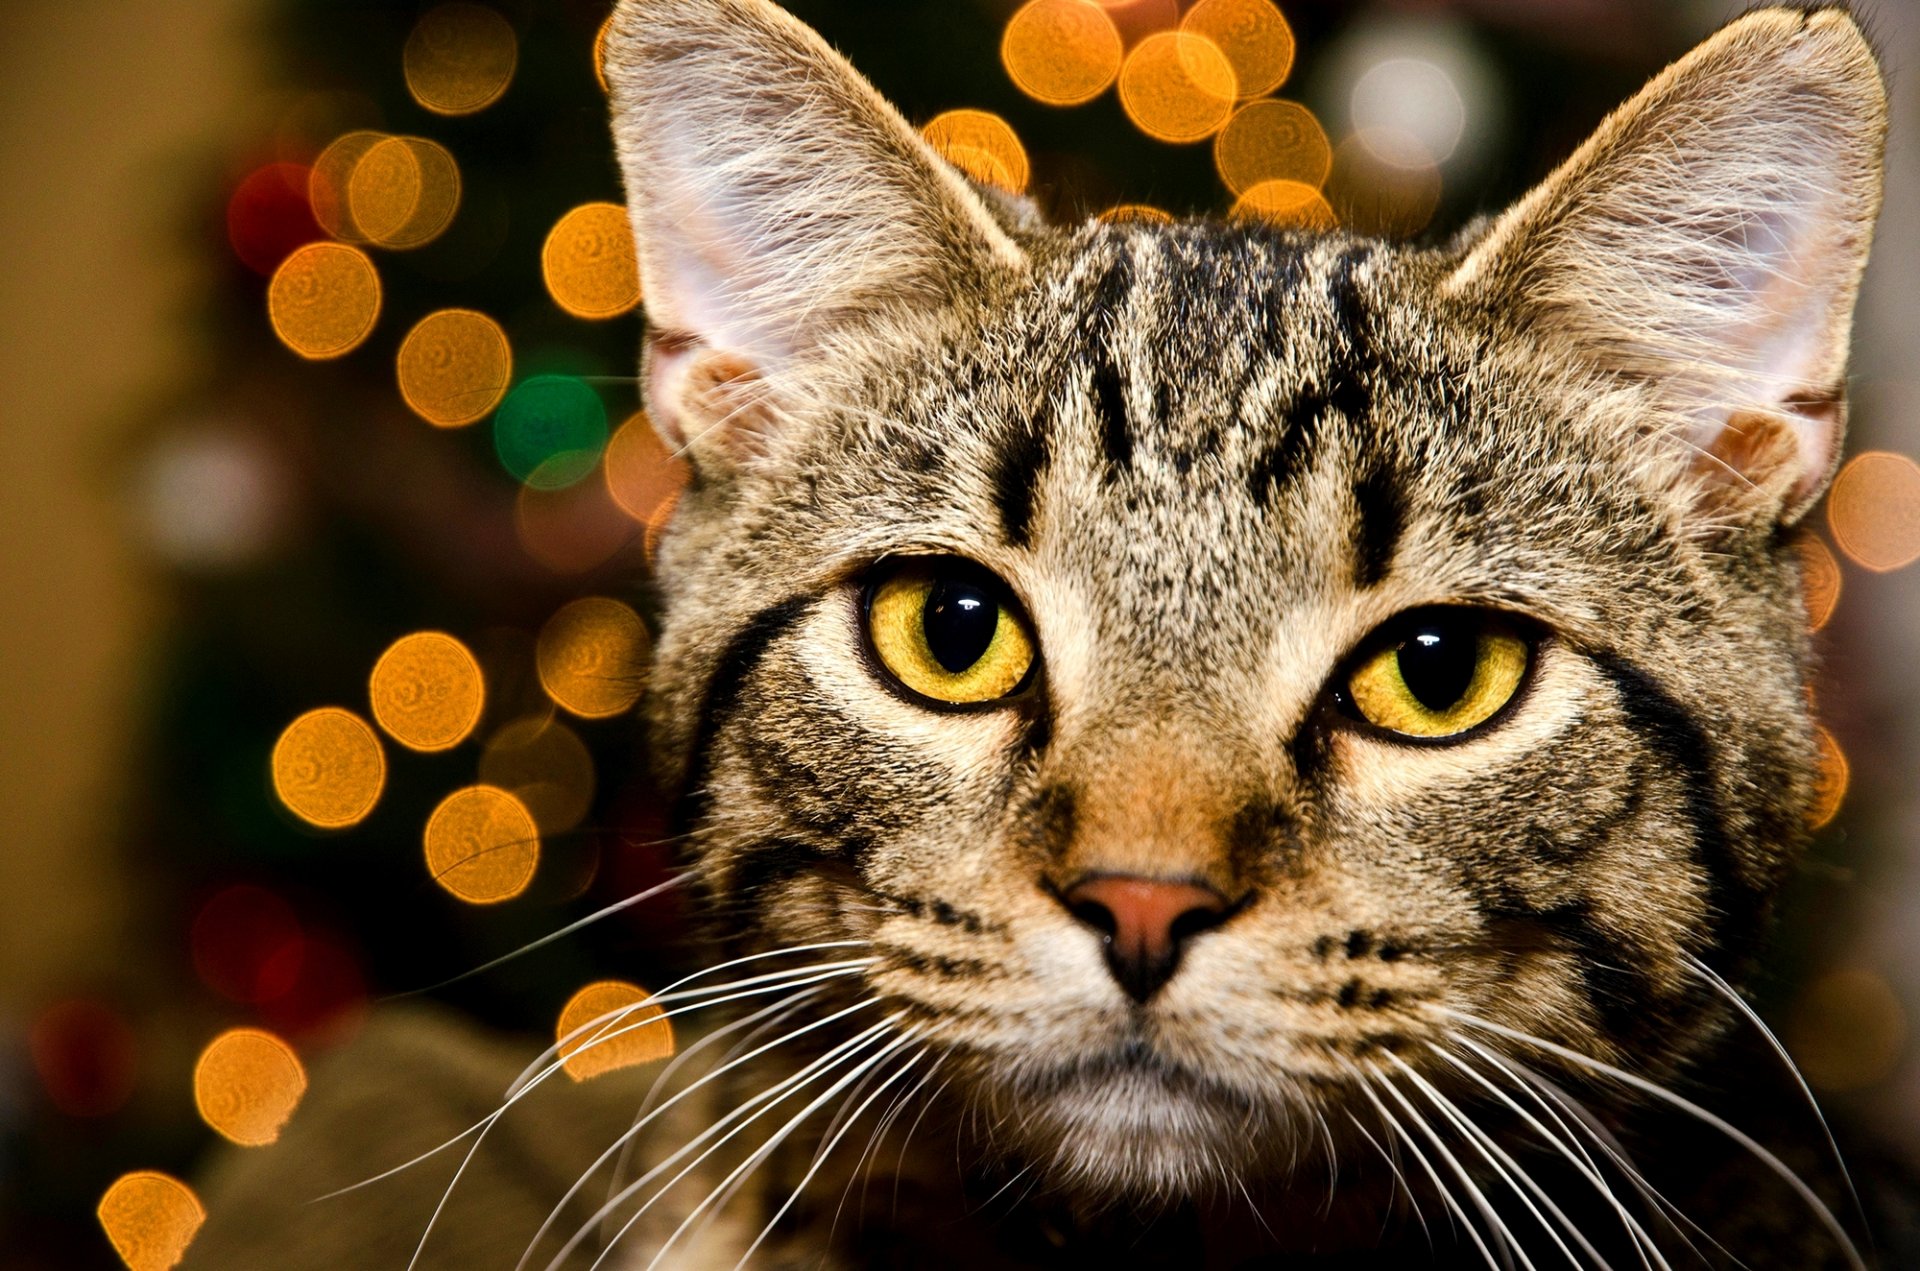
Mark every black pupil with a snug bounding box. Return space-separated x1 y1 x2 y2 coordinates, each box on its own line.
923 580 999 674
1396 617 1480 712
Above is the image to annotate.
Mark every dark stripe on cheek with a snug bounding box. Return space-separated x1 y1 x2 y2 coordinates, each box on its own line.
1593 653 1764 973
1351 462 1404 588
669 594 814 837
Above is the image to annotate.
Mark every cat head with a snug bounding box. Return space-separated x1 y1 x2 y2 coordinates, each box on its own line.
603 0 1883 1198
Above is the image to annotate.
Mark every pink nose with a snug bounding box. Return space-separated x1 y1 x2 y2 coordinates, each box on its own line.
1059 875 1234 1002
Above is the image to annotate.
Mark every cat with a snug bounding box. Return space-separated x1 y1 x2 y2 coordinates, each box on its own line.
186 1 1895 1267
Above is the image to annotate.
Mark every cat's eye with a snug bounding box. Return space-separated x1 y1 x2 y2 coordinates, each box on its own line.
1340 609 1532 740
865 562 1036 706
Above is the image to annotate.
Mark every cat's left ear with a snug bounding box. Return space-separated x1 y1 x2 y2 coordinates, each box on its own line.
603 0 1029 472
1446 7 1886 526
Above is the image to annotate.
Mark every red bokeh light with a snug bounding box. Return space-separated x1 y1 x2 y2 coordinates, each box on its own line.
256 931 368 1046
29 999 138 1118
226 162 323 276
190 884 305 1005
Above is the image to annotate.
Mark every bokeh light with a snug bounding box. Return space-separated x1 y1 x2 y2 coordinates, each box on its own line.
593 15 613 93
190 885 304 1004
558 980 675 1081
1796 532 1842 631
1351 56 1465 166
270 707 386 829
1827 450 1920 572
423 785 540 904
494 375 610 489
603 412 691 526
536 597 649 719
307 130 385 242
1181 0 1294 99
1098 204 1174 225
346 135 462 250
193 1027 307 1147
1118 32 1237 144
1326 131 1441 238
515 469 638 575
29 1000 138 1118
1002 0 1125 107
479 717 596 835
397 309 512 428
97 1172 204 1271
1789 966 1907 1092
1231 179 1336 229
644 488 681 568
368 631 485 752
137 428 289 573
403 2 518 117
1214 100 1330 196
542 202 641 321
1099 0 1179 47
226 163 321 276
1809 725 1849 831
922 110 1032 195
267 242 381 360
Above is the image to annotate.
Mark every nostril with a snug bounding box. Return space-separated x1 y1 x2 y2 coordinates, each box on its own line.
1067 897 1117 939
1168 903 1230 945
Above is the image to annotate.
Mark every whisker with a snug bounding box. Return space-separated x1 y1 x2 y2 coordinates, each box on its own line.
1358 1072 1502 1270
1436 1038 1667 1271
627 1027 916 1271
522 996 888 1271
1346 1110 1432 1247
1375 1061 1532 1270
1386 1050 1596 1269
1449 1011 1866 1271
1683 954 1868 1246
729 1042 931 1269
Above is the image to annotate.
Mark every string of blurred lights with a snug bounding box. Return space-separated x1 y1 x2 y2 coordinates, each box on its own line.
79 1 1920 1266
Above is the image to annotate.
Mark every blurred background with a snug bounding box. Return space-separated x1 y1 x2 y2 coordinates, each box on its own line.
1 0 1916 1265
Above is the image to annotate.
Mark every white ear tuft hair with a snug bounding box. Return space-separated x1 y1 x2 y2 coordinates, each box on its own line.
603 0 1028 465
1448 7 1885 524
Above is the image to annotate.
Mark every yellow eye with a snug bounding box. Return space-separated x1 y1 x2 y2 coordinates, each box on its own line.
867 565 1035 705
1345 610 1531 739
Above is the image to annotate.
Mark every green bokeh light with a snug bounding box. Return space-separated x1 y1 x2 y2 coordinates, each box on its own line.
493 374 609 489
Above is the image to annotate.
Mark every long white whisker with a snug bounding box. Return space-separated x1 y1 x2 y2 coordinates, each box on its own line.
564 1015 902 1270
1374 1062 1532 1270
1359 1075 1501 1270
730 1043 931 1269
1347 1110 1432 1246
524 997 887 1271
1683 954 1868 1243
1451 1011 1866 1271
1386 1050 1596 1269
1437 1039 1666 1271
631 1028 917 1271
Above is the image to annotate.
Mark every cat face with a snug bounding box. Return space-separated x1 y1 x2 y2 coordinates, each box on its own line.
605 0 1883 1200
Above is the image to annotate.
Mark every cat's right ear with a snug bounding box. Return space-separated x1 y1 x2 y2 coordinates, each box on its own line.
603 0 1028 473
1445 7 1885 528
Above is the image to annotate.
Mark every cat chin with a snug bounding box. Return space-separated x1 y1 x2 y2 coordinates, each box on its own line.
985 1060 1289 1202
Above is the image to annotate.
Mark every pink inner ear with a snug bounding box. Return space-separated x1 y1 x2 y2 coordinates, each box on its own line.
645 331 700 451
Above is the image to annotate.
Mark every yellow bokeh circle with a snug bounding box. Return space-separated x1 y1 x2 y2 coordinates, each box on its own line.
1118 32 1237 144
97 1171 205 1271
1001 0 1124 107
404 2 518 116
1808 725 1849 831
922 110 1031 195
1231 179 1336 230
558 980 675 1081
542 202 642 320
536 597 650 719
424 785 540 904
1181 0 1294 100
271 707 386 829
346 135 461 250
478 716 596 835
1098 204 1175 226
1214 99 1330 196
368 631 486 752
1827 450 1920 573
308 131 386 242
397 309 512 428
267 243 381 360
193 1027 308 1147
